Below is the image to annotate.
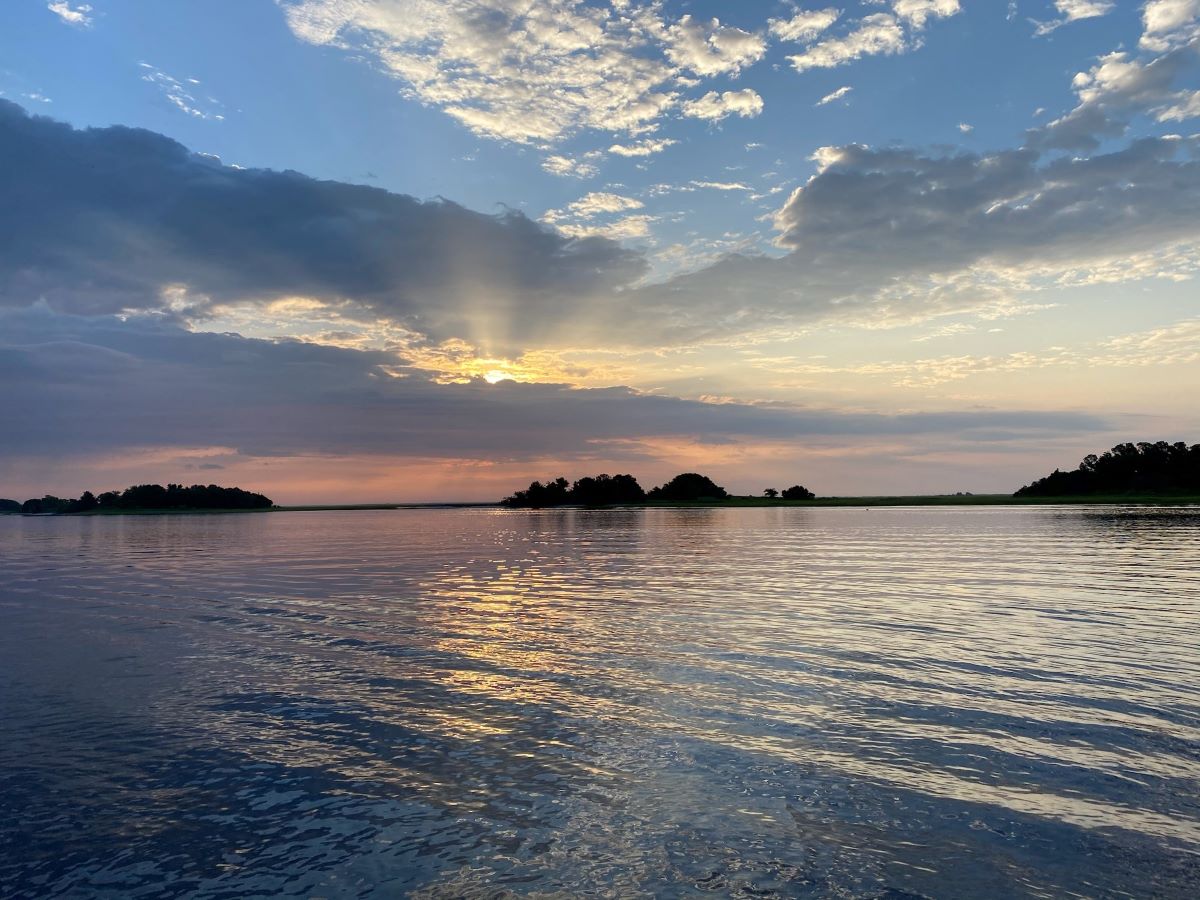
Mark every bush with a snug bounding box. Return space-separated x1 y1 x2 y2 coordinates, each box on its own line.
647 473 728 502
781 485 815 501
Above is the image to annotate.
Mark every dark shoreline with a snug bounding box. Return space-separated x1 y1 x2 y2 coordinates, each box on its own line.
4 494 1199 516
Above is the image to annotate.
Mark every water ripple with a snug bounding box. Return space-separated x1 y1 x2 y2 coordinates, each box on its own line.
2 506 1199 897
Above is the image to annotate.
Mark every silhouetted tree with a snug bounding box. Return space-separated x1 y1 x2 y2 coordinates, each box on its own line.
107 483 273 509
67 491 98 513
571 473 646 506
0 498 20 513
21 495 70 514
17 484 273 513
647 473 728 502
763 488 779 499
502 477 572 508
1015 441 1200 497
781 485 815 501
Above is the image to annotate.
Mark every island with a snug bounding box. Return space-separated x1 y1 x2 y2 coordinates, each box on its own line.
4 442 1197 515
2 483 274 515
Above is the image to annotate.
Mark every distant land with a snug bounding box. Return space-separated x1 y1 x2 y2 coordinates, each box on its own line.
2 484 274 515
2 442 1198 516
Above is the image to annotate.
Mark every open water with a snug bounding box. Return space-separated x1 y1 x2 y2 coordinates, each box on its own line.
2 506 1199 898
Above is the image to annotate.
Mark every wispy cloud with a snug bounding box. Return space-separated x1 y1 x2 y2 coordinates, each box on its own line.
786 1 961 73
139 63 224 120
1033 0 1115 36
769 8 840 43
608 137 677 158
816 85 853 107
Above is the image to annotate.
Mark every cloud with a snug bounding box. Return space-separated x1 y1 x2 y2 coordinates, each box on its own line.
628 134 1200 346
608 137 676 157
785 1 961 73
786 14 907 72
1029 46 1200 150
1033 0 1114 35
0 100 645 353
773 138 1200 276
1156 88 1200 120
0 306 1109 468
892 0 961 29
278 1 768 145
769 8 841 43
550 214 657 241
682 89 764 122
47 1 91 26
139 63 225 120
6 99 1200 360
816 86 853 107
958 121 973 132
1141 0 1200 51
544 192 644 222
754 317 1200 387
663 15 766 77
541 153 599 178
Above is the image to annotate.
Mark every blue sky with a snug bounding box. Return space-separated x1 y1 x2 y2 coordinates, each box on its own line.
1 1 1199 501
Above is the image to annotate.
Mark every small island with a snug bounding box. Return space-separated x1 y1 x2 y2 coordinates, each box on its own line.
498 441 1200 508
502 472 817 507
1014 441 1200 499
1 483 274 515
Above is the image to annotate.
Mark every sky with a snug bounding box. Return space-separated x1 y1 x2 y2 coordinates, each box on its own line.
1 0 1199 503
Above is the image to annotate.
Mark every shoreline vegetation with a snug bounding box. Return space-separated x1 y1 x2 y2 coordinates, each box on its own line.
3 443 1198 516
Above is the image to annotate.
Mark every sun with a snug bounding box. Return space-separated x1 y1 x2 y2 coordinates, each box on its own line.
483 370 512 384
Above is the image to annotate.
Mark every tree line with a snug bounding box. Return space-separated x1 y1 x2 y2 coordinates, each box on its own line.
0 483 274 514
1015 441 1200 497
501 472 815 507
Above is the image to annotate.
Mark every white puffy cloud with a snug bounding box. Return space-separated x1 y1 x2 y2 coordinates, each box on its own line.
768 8 840 43
816 86 853 106
892 0 961 29
1141 0 1200 51
280 0 682 144
279 1 769 145
663 15 766 77
682 88 764 122
47 1 91 26
1031 47 1199 149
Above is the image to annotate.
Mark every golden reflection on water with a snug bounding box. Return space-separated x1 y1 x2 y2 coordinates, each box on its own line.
2 506 1199 897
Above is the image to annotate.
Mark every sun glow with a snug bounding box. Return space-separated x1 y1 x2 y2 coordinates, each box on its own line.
483 370 512 384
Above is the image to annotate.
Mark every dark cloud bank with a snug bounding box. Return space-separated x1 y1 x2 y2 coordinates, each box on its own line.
9 99 1185 467
4 98 1200 350
0 306 1105 463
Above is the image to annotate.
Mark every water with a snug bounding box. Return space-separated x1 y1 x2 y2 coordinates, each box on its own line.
2 506 1199 898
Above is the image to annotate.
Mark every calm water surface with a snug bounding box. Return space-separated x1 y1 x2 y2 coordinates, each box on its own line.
2 506 1199 898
